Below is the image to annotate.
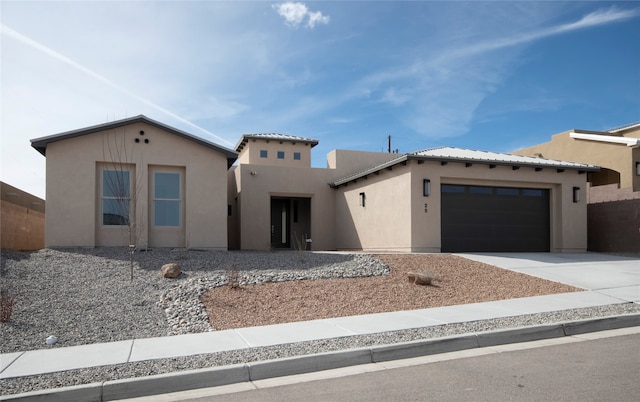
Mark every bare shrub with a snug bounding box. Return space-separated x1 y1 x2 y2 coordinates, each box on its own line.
293 232 308 262
227 267 242 290
1 287 16 323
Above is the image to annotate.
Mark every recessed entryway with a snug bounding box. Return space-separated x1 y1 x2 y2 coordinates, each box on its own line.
270 197 311 249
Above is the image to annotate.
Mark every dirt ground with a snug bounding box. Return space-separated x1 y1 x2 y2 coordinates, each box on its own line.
201 254 580 330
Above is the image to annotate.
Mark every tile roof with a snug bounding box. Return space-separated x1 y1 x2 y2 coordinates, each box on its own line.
235 133 319 152
330 146 599 187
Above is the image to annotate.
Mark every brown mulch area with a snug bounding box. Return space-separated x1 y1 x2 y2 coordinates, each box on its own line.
200 254 581 331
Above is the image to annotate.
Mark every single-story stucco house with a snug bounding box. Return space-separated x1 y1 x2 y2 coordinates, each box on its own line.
32 115 599 253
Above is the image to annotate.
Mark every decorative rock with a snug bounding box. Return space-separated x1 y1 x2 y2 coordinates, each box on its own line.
161 263 182 279
407 271 440 286
45 335 58 345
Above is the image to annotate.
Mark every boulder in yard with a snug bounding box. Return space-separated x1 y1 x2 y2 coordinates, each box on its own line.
406 271 440 286
161 263 181 279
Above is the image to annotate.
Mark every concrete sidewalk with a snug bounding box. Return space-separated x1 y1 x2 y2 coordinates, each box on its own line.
1 253 638 393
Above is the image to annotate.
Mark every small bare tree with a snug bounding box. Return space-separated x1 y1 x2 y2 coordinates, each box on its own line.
102 128 145 281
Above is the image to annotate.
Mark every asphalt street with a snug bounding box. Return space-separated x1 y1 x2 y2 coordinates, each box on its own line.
177 333 640 402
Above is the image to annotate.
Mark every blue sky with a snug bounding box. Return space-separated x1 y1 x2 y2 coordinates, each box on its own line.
2 1 639 199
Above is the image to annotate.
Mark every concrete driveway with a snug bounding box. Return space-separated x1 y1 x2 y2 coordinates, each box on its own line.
458 252 640 303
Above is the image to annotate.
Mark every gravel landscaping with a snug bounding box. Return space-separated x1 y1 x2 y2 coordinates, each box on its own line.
1 247 639 396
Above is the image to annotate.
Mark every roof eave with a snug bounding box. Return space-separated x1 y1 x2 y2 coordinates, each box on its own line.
235 134 319 152
570 131 640 148
408 154 600 171
30 115 239 167
330 154 599 188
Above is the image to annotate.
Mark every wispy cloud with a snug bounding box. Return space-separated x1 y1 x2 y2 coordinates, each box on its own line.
273 2 330 29
443 6 639 61
350 6 639 139
0 24 234 147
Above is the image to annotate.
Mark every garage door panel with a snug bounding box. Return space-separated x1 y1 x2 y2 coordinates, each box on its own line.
441 185 550 252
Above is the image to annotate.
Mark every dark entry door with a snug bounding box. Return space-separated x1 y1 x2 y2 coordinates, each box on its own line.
271 198 290 248
441 184 550 252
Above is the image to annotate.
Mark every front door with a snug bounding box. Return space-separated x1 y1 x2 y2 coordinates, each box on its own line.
271 198 290 248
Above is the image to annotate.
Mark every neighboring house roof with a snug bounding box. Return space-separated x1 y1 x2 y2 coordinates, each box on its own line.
570 131 640 147
235 133 319 152
30 115 238 168
330 146 600 187
607 121 640 133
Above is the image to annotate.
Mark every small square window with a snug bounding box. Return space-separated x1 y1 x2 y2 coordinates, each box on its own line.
260 150 268 158
294 152 301 161
277 151 285 159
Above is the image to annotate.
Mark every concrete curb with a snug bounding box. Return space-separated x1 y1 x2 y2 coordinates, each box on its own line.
3 314 639 402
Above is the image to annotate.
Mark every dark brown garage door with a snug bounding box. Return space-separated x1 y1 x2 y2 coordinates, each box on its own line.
441 184 550 252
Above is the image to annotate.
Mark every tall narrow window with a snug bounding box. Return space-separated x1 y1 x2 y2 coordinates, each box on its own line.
102 169 130 226
154 172 181 226
573 186 580 203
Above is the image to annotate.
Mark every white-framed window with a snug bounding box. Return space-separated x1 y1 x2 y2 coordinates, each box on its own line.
102 169 131 226
153 172 181 227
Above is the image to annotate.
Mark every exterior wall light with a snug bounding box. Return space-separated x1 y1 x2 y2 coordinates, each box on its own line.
359 192 366 207
423 179 431 197
573 186 580 203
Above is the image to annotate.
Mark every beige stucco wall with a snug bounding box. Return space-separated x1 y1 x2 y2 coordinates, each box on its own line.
237 139 313 168
232 164 336 250
326 149 399 173
513 127 640 191
335 159 590 253
334 169 413 251
44 122 229 249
